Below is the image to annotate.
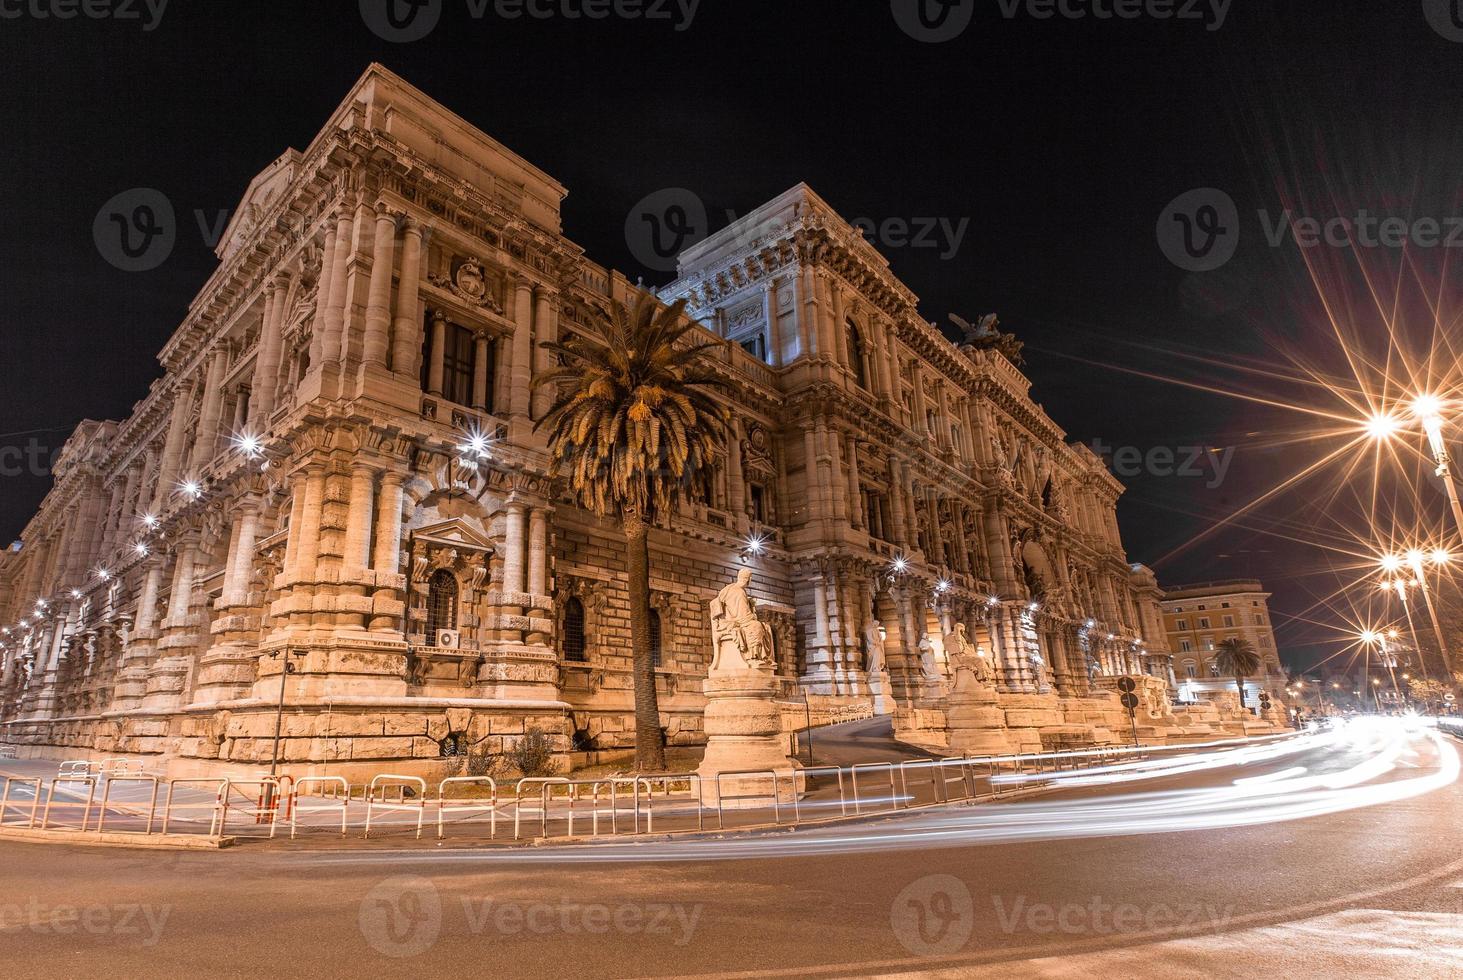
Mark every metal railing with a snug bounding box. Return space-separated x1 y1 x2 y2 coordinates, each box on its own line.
0 729 1306 845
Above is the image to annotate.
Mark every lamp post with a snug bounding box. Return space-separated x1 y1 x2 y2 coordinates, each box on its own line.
1412 396 1463 538
1382 578 1430 682
265 648 308 782
1382 552 1454 679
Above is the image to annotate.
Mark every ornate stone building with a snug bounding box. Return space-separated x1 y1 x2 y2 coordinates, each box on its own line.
0 65 1192 777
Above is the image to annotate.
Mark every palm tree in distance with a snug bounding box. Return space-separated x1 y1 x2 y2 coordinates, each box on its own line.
1214 637 1263 712
533 294 728 771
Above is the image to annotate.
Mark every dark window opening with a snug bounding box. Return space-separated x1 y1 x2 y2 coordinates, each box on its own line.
563 597 586 662
442 323 475 406
427 569 459 637
649 609 663 668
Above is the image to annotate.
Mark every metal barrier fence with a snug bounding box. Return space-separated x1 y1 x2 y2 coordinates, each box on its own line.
0 730 1306 845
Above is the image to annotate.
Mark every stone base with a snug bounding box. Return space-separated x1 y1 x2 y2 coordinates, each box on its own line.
696 668 801 807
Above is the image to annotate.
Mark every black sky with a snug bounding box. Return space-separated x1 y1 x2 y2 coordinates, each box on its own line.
4 1 1463 670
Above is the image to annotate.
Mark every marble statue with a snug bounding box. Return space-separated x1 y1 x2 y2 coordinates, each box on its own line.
710 567 775 673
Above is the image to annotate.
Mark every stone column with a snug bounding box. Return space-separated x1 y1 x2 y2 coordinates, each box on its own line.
318 205 354 366
726 417 747 533
846 433 863 530
801 426 822 524
527 507 548 596
532 287 557 419
764 280 784 366
165 541 198 626
888 459 909 548
503 502 527 597
363 203 398 369
309 223 339 368
369 471 407 633
392 219 425 377
830 281 849 368
372 472 405 575
194 347 229 468
292 467 328 583
510 281 535 421
343 465 377 573
249 276 289 429
152 382 194 513
134 562 164 635
472 332 490 410
427 311 447 395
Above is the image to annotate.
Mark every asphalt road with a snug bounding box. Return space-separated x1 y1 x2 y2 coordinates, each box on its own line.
1 722 1459 979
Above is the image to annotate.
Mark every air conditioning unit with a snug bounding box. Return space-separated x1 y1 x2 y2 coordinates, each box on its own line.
435 629 460 649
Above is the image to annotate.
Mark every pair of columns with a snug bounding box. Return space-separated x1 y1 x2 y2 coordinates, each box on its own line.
501 501 549 598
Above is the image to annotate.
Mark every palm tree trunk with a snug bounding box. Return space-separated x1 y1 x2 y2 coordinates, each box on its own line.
624 510 667 771
1234 674 1247 712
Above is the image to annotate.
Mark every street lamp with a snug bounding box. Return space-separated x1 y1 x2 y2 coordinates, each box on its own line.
1400 549 1454 678
1411 395 1463 538
264 648 308 790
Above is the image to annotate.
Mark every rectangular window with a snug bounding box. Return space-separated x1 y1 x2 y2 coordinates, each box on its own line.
1180 639 1192 652
749 484 766 523
1198 617 1211 629
1222 615 1234 627
1184 661 1197 678
1176 619 1188 630
442 323 475 406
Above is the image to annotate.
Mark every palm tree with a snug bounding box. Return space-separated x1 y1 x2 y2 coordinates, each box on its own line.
534 294 728 770
1213 637 1262 712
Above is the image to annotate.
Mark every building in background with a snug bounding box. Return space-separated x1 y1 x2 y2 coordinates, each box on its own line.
1161 579 1287 706
0 66 1215 777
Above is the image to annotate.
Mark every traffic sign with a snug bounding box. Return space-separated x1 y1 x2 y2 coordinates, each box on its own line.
1117 677 1136 694
1120 692 1140 711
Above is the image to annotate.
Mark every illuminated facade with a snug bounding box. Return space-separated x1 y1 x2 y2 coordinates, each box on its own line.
0 65 1223 777
1161 579 1286 705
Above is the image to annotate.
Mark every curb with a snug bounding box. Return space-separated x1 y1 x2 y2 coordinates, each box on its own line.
0 826 236 850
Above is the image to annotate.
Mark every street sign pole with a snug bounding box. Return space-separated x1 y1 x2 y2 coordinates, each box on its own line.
1118 677 1140 748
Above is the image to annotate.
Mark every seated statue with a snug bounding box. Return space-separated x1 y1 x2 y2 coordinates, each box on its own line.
710 568 775 673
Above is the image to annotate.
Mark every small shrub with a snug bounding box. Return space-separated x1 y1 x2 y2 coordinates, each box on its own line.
510 727 556 777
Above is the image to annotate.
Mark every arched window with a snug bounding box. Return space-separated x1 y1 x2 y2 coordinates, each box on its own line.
649 609 663 668
563 597 586 662
426 569 459 637
846 320 867 389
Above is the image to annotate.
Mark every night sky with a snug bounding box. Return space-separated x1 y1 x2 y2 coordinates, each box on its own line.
4 1 1462 670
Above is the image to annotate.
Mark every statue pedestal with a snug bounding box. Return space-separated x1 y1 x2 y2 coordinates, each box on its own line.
696 669 802 808
867 666 894 715
946 684 1013 756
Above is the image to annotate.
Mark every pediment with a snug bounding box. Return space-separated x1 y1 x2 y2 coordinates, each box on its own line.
215 149 302 263
411 517 495 553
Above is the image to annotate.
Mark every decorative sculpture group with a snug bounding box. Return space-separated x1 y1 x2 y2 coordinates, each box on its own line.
709 568 775 674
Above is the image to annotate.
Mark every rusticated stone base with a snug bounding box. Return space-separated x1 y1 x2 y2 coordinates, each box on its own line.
697 669 801 807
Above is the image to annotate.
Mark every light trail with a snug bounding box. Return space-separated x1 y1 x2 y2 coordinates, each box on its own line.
293 720 1458 867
